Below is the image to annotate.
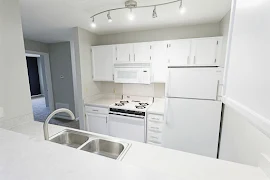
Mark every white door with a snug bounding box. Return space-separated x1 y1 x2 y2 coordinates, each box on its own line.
133 42 151 62
108 114 145 142
86 113 108 135
92 45 114 81
116 44 133 63
163 98 222 158
191 38 219 65
167 68 221 100
167 39 191 66
151 41 168 83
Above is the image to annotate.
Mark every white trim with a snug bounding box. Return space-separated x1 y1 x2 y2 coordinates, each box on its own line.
25 50 55 112
25 53 41 57
222 96 270 138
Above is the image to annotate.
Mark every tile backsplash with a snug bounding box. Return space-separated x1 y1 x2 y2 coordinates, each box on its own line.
98 82 165 98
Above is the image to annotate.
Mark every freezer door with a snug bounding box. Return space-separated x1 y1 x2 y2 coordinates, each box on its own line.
162 98 222 158
166 68 221 100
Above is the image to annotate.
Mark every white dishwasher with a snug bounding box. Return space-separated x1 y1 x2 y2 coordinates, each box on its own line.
108 110 146 143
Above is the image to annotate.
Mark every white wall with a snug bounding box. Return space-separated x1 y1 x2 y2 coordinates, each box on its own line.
0 0 33 127
24 39 49 53
122 83 165 98
97 23 221 45
49 42 76 117
219 106 270 166
219 0 270 167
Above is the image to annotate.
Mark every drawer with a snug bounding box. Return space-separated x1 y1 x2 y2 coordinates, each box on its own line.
147 141 162 147
148 114 164 122
148 121 164 132
85 106 108 114
147 131 162 144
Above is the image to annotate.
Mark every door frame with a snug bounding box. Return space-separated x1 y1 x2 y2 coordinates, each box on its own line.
26 50 55 112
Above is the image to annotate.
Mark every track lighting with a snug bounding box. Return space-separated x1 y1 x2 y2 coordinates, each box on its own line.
128 8 135 21
107 11 112 23
152 6 157 18
179 0 186 14
91 17 96 28
89 0 185 25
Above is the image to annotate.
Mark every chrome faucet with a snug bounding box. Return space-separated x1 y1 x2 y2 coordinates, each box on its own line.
43 108 75 140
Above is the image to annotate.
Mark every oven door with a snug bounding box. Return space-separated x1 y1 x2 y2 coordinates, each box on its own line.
108 113 145 142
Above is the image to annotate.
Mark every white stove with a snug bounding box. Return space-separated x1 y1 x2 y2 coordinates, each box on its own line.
108 96 153 143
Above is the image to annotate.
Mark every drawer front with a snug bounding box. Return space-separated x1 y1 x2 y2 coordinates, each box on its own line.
85 106 108 114
147 141 162 147
148 114 164 122
148 121 164 132
147 131 162 144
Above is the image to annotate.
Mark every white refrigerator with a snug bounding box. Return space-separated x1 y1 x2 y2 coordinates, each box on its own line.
163 67 223 158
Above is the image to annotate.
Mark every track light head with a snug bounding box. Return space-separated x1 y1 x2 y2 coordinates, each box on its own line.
107 11 112 23
128 8 135 21
152 6 157 18
91 17 96 28
179 0 186 14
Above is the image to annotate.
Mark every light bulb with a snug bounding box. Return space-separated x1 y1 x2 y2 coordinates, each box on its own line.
179 6 186 14
128 9 135 21
91 17 96 28
179 0 186 15
107 11 112 23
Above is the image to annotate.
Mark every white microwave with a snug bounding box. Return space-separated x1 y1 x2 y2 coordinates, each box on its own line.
114 64 151 84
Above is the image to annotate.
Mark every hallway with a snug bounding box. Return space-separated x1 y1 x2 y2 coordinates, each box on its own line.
31 96 79 129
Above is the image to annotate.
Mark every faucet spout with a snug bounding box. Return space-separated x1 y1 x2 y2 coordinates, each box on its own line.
43 108 75 140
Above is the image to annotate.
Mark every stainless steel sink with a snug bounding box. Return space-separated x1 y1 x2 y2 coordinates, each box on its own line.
80 139 125 160
49 129 131 160
50 130 89 148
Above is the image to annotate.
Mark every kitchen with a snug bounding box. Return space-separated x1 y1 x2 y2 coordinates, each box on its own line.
1 0 270 179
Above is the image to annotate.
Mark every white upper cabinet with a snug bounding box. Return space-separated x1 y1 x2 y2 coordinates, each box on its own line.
133 42 151 63
167 39 192 66
116 44 133 63
191 37 222 66
92 45 114 81
151 41 168 83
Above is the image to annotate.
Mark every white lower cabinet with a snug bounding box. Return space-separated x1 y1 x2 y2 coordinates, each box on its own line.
147 113 164 146
85 105 109 135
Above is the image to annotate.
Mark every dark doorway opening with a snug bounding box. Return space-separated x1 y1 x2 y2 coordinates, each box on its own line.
26 57 41 96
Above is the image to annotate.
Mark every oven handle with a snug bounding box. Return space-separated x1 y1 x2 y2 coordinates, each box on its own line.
109 112 145 119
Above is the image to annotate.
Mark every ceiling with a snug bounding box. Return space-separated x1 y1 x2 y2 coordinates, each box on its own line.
20 0 231 43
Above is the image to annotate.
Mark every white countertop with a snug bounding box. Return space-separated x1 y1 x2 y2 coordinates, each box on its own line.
147 98 165 115
0 128 179 180
3 121 269 180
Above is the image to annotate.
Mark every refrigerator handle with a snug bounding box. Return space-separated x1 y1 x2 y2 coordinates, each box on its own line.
164 98 169 124
165 69 171 97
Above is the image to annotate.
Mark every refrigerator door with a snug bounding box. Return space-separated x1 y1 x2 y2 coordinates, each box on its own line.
163 98 222 158
166 68 221 100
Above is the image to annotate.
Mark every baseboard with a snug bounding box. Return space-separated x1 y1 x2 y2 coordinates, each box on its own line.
259 154 270 178
31 94 44 98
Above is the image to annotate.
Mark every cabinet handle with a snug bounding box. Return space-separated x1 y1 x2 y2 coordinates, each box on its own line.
129 54 130 61
92 109 99 112
216 80 220 100
194 56 196 64
134 54 135 61
106 117 108 123
187 56 190 64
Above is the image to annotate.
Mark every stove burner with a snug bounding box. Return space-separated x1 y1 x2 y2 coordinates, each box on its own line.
136 105 146 109
115 103 123 106
139 102 149 106
120 100 129 104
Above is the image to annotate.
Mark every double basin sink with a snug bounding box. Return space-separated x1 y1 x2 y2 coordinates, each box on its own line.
49 129 130 160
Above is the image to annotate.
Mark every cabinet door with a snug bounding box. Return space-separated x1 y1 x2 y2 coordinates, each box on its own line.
116 44 133 63
192 38 219 65
92 45 114 81
133 42 151 62
86 113 108 135
151 41 168 83
167 39 191 66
